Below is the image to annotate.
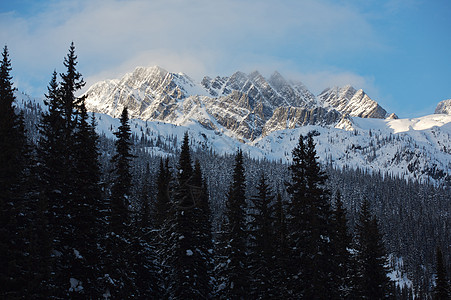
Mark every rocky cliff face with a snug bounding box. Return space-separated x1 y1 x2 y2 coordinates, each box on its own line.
435 99 451 114
85 66 391 140
318 85 387 118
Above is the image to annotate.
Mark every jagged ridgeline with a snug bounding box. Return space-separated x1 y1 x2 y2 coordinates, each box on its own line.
83 66 389 141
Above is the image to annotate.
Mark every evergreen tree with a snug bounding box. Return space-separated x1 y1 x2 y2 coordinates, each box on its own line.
218 149 249 299
110 107 133 233
434 247 450 300
354 199 391 299
153 157 172 230
332 190 354 298
71 103 105 297
36 43 91 298
192 159 214 298
285 132 338 298
248 173 276 298
105 106 135 298
272 191 290 298
129 165 162 299
167 132 212 298
154 157 173 297
0 45 31 298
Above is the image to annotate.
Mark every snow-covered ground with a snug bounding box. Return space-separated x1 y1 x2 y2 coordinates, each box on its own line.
93 110 451 184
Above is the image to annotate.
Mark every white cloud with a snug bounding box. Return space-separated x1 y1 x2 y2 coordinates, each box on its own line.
0 0 382 96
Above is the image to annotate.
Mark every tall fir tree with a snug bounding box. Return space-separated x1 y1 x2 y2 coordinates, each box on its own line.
153 157 172 230
36 43 87 297
285 132 338 298
248 173 277 298
272 191 290 298
332 190 355 299
192 159 214 298
71 103 105 297
434 247 450 300
218 149 249 299
166 132 212 298
110 107 133 233
0 45 31 298
105 106 135 298
354 199 392 299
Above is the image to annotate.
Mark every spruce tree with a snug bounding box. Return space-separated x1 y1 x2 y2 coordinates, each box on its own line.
434 247 450 300
332 190 354 298
0 45 31 298
71 103 105 297
218 149 249 299
37 43 89 298
272 191 290 298
154 157 172 230
167 132 212 298
248 173 276 298
105 106 135 298
354 199 391 299
110 107 133 233
285 132 338 298
154 157 173 297
192 159 214 297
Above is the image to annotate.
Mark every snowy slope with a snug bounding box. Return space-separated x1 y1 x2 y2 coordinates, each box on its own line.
93 109 451 184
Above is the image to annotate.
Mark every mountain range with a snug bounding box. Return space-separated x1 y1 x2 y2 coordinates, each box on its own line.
84 66 394 141
80 66 450 185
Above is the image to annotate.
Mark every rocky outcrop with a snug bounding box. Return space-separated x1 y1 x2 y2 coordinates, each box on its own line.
318 85 387 119
435 99 451 115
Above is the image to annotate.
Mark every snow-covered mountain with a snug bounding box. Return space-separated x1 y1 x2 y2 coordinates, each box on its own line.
93 111 450 185
85 66 389 141
318 85 388 119
82 66 451 184
435 99 451 114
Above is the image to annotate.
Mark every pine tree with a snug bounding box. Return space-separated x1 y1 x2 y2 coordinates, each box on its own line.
434 247 450 300
105 106 135 298
71 103 105 297
192 159 214 298
110 107 133 233
37 43 89 298
36 69 65 295
167 132 212 298
154 157 172 230
332 190 354 298
0 45 31 298
285 132 337 298
248 173 276 298
354 199 391 299
153 157 173 297
272 191 290 298
218 149 249 299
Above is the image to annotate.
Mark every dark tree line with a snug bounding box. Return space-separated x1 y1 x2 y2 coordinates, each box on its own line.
1 44 450 299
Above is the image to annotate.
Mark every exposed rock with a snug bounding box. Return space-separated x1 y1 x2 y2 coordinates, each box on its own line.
435 99 451 114
84 66 392 141
318 85 387 118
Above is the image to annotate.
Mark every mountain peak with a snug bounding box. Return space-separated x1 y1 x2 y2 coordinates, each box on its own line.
318 85 387 119
435 99 451 114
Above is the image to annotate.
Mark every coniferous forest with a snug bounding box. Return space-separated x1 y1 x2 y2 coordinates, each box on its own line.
1 44 450 299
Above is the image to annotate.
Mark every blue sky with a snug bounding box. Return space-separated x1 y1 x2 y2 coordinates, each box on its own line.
1 0 450 117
